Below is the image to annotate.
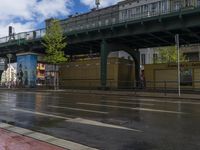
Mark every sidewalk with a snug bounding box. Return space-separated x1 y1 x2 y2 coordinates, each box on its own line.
1 88 199 100
0 123 97 150
38 89 200 100
0 128 63 150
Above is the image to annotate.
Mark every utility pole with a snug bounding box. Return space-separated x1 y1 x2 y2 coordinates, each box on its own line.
175 34 181 97
95 0 100 9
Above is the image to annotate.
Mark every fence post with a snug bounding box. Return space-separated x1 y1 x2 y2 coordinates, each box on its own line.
134 80 137 96
164 81 167 96
89 81 91 93
109 80 112 91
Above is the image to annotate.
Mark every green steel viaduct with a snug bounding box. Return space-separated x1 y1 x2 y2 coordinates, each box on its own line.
0 1 200 87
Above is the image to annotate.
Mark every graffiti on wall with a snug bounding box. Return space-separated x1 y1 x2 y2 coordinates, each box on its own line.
17 54 37 87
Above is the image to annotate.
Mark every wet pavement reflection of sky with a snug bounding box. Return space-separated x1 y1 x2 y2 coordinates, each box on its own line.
0 91 200 150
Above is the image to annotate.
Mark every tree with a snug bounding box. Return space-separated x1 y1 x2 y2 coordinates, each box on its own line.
154 46 186 64
42 19 67 90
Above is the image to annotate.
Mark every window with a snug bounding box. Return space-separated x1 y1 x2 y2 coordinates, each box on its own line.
151 2 157 13
161 0 168 13
198 0 200 6
142 4 148 13
153 53 158 63
141 4 149 17
184 52 199 61
185 0 193 7
121 10 128 21
174 1 182 11
135 6 141 17
141 54 146 65
180 68 193 86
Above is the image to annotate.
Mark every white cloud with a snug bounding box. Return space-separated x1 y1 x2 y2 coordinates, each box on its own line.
0 0 35 21
80 0 122 8
0 0 73 37
0 22 34 37
35 0 73 22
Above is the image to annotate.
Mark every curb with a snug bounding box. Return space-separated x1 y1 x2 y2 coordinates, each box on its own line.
0 122 98 150
0 88 199 100
36 89 200 101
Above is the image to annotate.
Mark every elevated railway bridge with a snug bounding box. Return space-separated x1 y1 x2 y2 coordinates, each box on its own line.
0 2 200 87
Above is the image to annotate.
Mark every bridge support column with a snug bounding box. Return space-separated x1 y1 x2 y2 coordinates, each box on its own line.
100 39 110 90
126 49 141 88
17 53 38 88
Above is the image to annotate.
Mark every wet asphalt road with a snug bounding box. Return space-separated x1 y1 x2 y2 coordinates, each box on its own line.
0 90 200 150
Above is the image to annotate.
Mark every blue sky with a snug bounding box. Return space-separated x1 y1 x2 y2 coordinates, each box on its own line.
0 0 121 37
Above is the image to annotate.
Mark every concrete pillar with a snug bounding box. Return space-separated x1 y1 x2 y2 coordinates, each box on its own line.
134 50 141 84
16 53 37 88
126 49 141 87
100 39 109 89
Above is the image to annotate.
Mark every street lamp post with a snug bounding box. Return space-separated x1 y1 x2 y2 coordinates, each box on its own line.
175 34 181 97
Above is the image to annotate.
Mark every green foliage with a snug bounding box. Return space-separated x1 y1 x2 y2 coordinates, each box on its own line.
154 46 186 63
42 19 67 64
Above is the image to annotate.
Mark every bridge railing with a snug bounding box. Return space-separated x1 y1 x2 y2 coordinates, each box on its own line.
0 2 200 45
0 28 46 45
60 3 200 33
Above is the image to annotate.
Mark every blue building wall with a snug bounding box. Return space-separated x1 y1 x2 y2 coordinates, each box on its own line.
17 54 37 87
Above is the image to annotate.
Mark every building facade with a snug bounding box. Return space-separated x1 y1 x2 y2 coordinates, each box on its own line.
59 57 135 89
144 62 200 89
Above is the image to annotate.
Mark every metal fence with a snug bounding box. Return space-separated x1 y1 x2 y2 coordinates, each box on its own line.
57 80 200 95
1 79 199 95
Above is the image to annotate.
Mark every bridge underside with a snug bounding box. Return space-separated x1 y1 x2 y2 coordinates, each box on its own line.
1 8 200 56
66 9 200 54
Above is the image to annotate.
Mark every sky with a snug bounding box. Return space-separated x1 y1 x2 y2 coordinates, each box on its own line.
0 0 121 37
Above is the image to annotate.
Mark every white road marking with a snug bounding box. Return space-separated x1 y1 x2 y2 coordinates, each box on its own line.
11 108 71 120
120 98 200 105
11 108 141 132
77 103 187 114
100 100 155 106
0 123 12 128
0 100 10 102
0 122 98 150
78 102 134 109
66 118 142 132
48 105 109 114
132 107 186 114
35 95 63 99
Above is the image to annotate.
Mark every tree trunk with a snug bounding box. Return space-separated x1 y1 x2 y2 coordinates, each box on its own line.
54 64 56 90
57 65 59 90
